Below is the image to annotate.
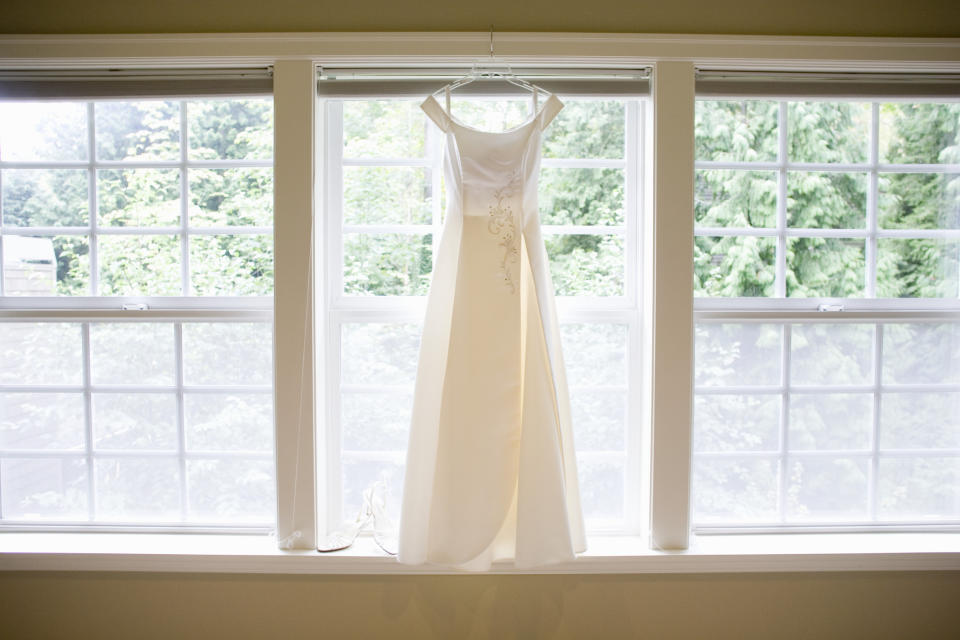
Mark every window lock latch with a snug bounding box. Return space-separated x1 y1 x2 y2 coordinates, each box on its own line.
817 303 844 312
121 303 149 311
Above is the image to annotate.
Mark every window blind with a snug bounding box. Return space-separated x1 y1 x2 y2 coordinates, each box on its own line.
317 67 650 97
695 70 960 99
0 67 274 100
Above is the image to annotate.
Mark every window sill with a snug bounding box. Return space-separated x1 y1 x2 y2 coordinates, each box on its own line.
1 532 958 574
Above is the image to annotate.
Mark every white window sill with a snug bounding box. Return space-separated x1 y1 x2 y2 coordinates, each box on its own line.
1 532 959 574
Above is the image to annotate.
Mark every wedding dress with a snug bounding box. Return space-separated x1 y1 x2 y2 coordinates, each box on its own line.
398 91 585 570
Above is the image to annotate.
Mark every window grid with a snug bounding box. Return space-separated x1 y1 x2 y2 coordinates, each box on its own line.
693 318 960 532
322 97 646 536
695 100 960 302
0 318 274 531
0 99 273 298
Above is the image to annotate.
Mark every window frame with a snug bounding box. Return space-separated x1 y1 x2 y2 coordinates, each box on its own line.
0 81 278 532
0 32 958 572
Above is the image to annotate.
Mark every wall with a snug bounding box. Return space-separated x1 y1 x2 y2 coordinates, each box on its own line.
2 0 959 37
2 570 959 639
2 2 959 639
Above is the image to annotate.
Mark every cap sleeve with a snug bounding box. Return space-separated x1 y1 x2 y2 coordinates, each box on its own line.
538 94 564 131
421 95 452 133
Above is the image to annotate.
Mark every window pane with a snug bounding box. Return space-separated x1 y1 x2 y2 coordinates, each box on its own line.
544 99 625 160
95 457 180 521
695 170 777 229
340 323 421 386
97 169 180 227
570 390 626 451
190 234 273 296
187 458 275 523
878 457 960 521
0 393 85 450
883 323 960 385
695 323 781 387
692 458 779 523
576 455 625 525
97 235 181 296
539 168 624 226
546 234 624 296
89 323 175 386
182 323 272 386
787 172 867 229
876 238 959 299
786 457 869 521
695 100 778 162
184 393 273 452
341 457 404 526
342 392 412 451
694 236 776 297
343 166 431 225
789 393 873 451
343 100 425 159
879 103 960 165
2 169 88 227
343 233 432 296
0 101 87 162
92 393 178 450
880 393 960 450
0 322 81 385
560 323 627 387
448 98 531 132
786 237 865 298
95 101 179 161
878 173 960 230
788 101 869 164
188 168 273 227
0 457 88 520
694 394 779 453
791 324 874 386
2 235 90 296
187 97 274 161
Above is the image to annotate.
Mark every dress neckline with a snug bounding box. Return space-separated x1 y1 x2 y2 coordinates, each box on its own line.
425 93 558 136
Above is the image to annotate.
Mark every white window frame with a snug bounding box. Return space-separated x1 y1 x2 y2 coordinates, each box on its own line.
317 86 648 537
690 89 960 533
0 78 277 532
0 32 958 574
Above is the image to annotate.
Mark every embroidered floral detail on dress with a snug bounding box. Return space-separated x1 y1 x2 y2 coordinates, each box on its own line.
488 171 521 293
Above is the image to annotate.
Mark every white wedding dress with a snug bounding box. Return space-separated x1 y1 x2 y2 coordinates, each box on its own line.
398 93 586 570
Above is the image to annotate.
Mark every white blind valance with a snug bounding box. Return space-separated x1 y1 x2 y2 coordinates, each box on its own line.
0 67 274 100
317 67 651 98
695 70 960 99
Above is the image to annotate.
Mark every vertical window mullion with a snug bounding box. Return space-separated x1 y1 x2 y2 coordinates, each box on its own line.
81 321 95 521
180 101 191 296
779 323 792 523
649 61 695 550
869 322 884 521
776 101 788 299
174 321 188 522
866 102 880 299
273 59 318 549
87 102 99 296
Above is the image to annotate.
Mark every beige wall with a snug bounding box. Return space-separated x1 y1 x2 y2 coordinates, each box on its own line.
2 2 959 639
2 0 960 37
2 570 959 639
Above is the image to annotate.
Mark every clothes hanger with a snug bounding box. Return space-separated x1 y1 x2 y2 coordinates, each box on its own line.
434 26 547 115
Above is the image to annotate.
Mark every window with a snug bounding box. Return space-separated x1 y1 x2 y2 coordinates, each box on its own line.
691 82 960 531
318 71 649 536
0 74 277 530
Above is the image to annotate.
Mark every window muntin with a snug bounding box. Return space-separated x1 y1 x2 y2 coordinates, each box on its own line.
0 98 274 298
323 94 644 535
692 97 960 531
0 94 276 531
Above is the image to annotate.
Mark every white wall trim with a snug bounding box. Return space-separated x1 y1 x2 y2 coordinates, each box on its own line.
1 532 958 575
0 32 958 71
